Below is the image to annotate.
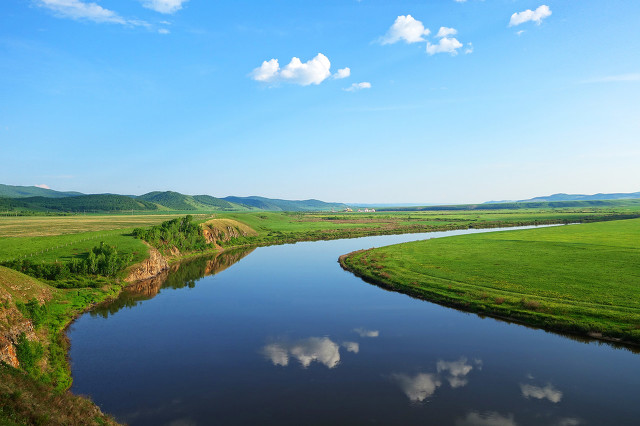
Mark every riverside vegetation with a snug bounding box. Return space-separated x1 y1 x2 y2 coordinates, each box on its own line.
1 206 640 424
340 218 640 344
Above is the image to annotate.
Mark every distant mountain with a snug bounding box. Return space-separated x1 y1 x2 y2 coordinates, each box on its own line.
519 192 640 203
0 184 83 198
223 196 348 212
0 184 349 213
137 191 246 211
0 194 158 213
378 199 640 212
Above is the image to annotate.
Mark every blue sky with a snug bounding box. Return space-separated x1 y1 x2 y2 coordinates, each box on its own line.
1 0 639 203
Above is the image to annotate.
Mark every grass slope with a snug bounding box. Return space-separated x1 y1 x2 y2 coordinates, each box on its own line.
0 364 117 426
340 219 640 344
0 266 55 304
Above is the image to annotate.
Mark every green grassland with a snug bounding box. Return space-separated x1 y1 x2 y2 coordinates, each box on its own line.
340 218 640 344
214 206 640 247
1 206 639 425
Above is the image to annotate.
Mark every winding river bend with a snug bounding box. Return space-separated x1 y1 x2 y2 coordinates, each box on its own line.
68 227 640 425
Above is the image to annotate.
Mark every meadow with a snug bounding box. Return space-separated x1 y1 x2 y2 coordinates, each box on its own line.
1 206 639 424
340 218 640 344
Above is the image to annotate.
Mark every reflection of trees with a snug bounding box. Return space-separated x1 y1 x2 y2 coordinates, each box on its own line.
91 248 255 318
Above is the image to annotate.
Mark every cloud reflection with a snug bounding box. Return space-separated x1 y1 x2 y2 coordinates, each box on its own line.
263 337 341 369
342 341 360 353
520 383 563 403
392 373 442 402
456 412 518 426
394 357 482 402
354 327 379 337
437 357 476 388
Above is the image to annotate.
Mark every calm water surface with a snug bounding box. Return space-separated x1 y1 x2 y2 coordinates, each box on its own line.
68 227 640 425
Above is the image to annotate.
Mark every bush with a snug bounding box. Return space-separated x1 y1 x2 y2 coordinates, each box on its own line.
133 215 209 253
15 333 44 377
15 299 48 329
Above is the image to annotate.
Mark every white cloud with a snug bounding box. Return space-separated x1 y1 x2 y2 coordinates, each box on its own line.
454 0 468 2
516 30 526 36
581 73 640 83
251 59 280 83
456 412 518 426
426 37 463 55
158 28 170 34
354 327 379 337
393 373 442 402
380 15 430 45
344 82 371 92
465 42 474 54
342 341 359 353
251 53 336 86
520 383 563 403
334 67 351 79
35 184 50 189
509 5 552 27
36 0 150 26
436 27 458 38
263 337 341 369
141 0 188 14
37 0 126 24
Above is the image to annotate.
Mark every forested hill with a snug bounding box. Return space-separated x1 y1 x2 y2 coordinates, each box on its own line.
223 196 349 212
0 194 159 213
0 184 83 198
0 185 349 213
137 191 245 211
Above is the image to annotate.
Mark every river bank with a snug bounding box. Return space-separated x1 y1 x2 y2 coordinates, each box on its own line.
339 218 640 348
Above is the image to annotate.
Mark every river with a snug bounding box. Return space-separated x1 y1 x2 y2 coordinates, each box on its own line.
68 226 640 425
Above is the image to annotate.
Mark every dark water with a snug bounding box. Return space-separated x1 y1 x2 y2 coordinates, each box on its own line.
68 227 640 425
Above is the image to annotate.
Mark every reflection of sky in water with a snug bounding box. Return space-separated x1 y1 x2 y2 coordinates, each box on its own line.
354 327 379 337
68 229 640 425
262 329 377 368
342 341 359 353
393 372 442 402
394 357 480 401
520 383 563 403
455 411 517 426
263 337 342 368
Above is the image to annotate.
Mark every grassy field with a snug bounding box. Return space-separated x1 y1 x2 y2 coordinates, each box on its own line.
213 208 640 247
0 207 638 424
0 214 213 237
340 218 640 344
1 208 637 264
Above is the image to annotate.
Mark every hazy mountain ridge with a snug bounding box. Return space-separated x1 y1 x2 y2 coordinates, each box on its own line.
0 184 83 199
485 192 640 204
0 185 348 212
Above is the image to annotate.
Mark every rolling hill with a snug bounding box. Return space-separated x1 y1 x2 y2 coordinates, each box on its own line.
0 184 83 199
137 191 246 211
0 194 159 213
223 196 349 212
521 192 640 202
